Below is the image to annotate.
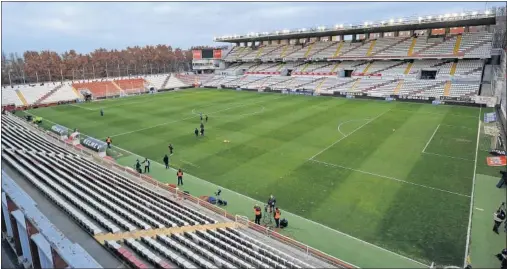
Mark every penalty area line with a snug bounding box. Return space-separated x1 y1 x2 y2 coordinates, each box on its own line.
309 109 391 160
422 124 440 153
309 159 471 198
110 144 428 268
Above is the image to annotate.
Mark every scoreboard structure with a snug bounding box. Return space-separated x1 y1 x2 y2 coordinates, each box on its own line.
192 48 225 72
192 49 222 60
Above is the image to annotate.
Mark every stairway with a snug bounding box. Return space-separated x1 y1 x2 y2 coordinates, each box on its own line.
443 81 452 96
364 79 399 93
259 45 284 59
453 35 462 55
330 62 342 73
315 78 328 93
407 38 417 56
35 84 64 104
410 81 447 95
366 40 377 56
301 63 310 72
371 61 407 75
15 90 28 106
111 81 123 91
393 80 404 94
327 78 358 91
276 63 286 71
449 62 458 75
431 59 453 68
362 62 373 73
404 62 414 74
72 87 83 99
371 36 412 56
349 79 361 91
280 45 289 58
412 39 445 56
304 43 314 58
332 41 345 58
339 42 366 57
307 41 340 58
255 47 265 58
161 74 171 89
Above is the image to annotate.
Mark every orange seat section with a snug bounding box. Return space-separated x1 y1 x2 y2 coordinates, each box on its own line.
72 81 120 98
114 78 147 94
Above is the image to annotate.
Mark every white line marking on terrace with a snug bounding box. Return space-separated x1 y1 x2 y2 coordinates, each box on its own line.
107 96 283 138
421 152 474 162
337 118 371 137
26 106 428 267
309 159 471 198
464 106 482 267
422 124 440 153
308 109 391 160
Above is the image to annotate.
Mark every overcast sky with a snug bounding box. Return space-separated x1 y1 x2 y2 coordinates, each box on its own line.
1 1 501 55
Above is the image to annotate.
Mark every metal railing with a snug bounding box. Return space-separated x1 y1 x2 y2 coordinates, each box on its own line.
7 113 356 269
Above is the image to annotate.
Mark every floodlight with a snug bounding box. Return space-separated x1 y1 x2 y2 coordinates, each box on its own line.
418 17 422 21
460 13 466 16
427 16 432 19
381 21 385 24
389 19 394 24
472 11 478 15
364 22 369 26
485 10 491 15
398 18 402 23
340 24 344 28
445 13 450 18
452 13 458 17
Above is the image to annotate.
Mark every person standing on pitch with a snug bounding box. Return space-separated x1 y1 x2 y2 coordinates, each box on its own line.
105 136 112 149
142 158 151 173
194 128 199 137
200 112 203 121
205 115 208 122
200 126 205 136
177 169 184 186
163 154 169 169
274 207 281 228
200 122 204 130
267 195 276 213
168 144 174 155
100 108 104 116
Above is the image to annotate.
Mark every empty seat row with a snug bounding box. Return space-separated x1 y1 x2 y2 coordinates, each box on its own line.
142 236 197 269
107 240 150 269
2 149 118 233
157 235 218 269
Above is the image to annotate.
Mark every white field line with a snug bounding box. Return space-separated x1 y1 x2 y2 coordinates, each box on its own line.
26 106 428 267
474 207 484 211
309 109 391 160
178 159 200 168
439 123 475 130
310 159 471 198
106 96 283 138
69 104 94 111
463 106 482 267
110 145 428 267
422 124 440 153
421 152 474 162
337 118 371 137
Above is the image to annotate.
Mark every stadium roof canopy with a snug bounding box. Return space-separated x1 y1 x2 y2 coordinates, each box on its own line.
215 9 496 43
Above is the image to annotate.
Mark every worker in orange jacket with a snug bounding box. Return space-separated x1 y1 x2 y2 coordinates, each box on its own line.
254 205 262 225
274 207 281 228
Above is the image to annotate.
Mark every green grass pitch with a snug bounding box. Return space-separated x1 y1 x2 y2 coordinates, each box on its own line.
27 88 484 265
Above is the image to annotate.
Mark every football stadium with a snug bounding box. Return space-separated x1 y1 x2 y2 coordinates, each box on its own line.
1 2 507 269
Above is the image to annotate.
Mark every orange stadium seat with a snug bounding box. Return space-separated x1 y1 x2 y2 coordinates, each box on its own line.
72 81 121 98
114 78 147 93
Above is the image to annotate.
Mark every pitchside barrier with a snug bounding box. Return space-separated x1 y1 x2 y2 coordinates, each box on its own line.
8 113 356 269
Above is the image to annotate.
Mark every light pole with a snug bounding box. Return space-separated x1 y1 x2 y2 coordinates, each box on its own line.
8 70 12 87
